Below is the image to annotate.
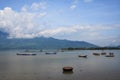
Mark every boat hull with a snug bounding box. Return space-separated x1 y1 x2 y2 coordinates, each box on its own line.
16 53 36 56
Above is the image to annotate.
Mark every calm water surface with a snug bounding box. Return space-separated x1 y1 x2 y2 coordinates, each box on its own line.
0 50 120 80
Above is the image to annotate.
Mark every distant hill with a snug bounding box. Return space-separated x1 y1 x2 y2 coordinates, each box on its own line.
0 31 98 49
0 31 8 37
105 44 120 48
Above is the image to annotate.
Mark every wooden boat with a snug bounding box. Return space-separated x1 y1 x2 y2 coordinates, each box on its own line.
61 50 64 52
63 66 73 71
105 52 114 57
101 52 106 55
45 52 56 54
109 52 114 55
78 55 87 58
16 53 36 56
93 53 100 56
105 55 114 57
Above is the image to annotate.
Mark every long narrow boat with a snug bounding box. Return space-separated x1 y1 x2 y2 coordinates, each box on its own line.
93 53 100 56
101 52 106 55
45 52 56 54
78 55 87 58
16 53 36 56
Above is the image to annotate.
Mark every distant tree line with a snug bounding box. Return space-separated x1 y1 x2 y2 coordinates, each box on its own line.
61 47 120 50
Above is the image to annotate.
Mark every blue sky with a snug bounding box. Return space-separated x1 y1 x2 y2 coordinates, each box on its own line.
0 0 120 46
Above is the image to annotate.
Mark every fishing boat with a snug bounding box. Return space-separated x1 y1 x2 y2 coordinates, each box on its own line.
105 55 114 57
45 52 56 54
93 53 100 56
105 52 114 57
16 53 36 56
78 55 87 58
101 52 106 55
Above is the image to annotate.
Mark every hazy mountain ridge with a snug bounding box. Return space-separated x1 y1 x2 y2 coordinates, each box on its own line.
0 31 8 37
0 31 98 49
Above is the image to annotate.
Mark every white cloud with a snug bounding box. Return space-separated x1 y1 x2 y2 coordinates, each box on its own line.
37 12 47 17
38 27 77 37
0 7 119 39
36 24 119 38
73 0 79 4
0 7 47 38
70 0 93 10
84 0 93 3
21 5 27 12
21 2 46 12
70 5 77 10
70 0 79 10
31 2 46 11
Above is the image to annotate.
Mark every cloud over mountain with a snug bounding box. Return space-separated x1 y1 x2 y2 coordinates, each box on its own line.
0 7 46 38
0 0 120 46
0 7 120 42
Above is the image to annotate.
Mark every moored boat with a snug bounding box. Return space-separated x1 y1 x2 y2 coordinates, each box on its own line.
93 53 100 56
45 52 56 54
101 52 106 55
78 55 87 58
63 66 73 72
105 55 114 57
105 52 114 57
16 53 36 56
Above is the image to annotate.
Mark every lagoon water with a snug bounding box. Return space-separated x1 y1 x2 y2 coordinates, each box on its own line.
0 50 120 80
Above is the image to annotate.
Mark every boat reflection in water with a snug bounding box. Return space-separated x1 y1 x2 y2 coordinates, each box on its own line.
63 70 73 74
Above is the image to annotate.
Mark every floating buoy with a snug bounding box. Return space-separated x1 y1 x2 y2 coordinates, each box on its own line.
63 66 73 72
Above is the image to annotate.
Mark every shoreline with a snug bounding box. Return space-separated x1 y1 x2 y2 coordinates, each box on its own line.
61 47 120 50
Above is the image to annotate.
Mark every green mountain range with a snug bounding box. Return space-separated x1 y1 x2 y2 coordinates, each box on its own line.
0 31 98 50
